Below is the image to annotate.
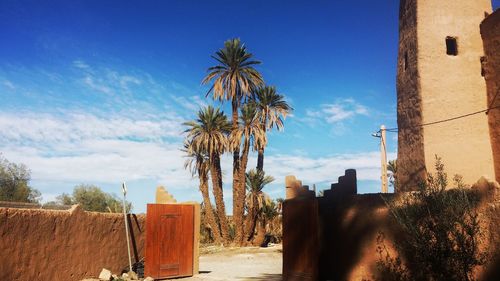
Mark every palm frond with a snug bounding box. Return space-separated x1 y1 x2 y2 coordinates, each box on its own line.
202 38 264 103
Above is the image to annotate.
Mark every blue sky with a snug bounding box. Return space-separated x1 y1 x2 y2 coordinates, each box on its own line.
1 0 498 213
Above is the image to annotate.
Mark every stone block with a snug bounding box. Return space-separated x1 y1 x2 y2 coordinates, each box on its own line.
127 271 138 280
98 268 112 281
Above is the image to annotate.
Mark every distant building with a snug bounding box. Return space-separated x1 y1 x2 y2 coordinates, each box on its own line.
396 0 498 191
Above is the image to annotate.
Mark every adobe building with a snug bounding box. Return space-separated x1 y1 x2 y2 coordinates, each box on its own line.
396 0 497 191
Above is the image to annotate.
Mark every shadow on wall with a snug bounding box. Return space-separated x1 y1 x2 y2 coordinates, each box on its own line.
128 214 143 264
483 255 500 281
374 176 500 281
318 193 396 280
282 197 319 281
397 160 426 192
282 169 500 281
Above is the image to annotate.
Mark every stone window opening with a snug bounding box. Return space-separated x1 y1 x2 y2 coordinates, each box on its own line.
480 56 486 77
446 37 458 56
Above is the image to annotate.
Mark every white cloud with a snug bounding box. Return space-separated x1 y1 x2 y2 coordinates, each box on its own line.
0 112 184 144
69 61 206 119
74 61 145 98
318 98 369 123
73 60 90 69
106 70 142 90
297 98 370 132
294 98 370 135
0 62 388 207
0 111 192 187
170 95 208 112
262 151 396 185
0 111 391 194
2 80 15 90
83 76 115 95
5 140 192 186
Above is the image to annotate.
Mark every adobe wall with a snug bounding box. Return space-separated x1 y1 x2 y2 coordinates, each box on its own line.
0 205 145 281
283 172 500 280
397 0 426 191
481 9 500 183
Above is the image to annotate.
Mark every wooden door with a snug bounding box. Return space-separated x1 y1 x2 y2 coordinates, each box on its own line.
145 204 194 279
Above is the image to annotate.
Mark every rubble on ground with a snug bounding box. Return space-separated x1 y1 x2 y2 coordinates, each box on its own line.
96 268 153 281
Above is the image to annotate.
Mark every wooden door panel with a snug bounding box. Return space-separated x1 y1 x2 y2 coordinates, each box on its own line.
145 204 194 279
159 214 180 277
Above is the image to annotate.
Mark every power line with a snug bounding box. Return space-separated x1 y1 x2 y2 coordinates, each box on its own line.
487 89 500 114
380 105 500 133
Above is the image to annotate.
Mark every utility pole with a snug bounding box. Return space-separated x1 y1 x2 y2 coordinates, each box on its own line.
380 125 388 193
122 182 133 272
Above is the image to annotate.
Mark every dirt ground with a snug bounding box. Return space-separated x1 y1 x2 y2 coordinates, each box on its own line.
83 245 282 281
175 245 282 281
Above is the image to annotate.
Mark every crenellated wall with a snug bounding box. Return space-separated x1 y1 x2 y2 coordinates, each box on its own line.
283 171 500 281
0 205 145 281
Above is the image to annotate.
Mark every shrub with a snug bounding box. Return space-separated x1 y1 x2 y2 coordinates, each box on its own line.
376 156 487 281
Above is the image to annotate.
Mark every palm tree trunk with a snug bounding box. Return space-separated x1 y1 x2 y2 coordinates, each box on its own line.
256 148 264 172
231 98 244 244
245 196 259 243
210 154 230 243
198 169 222 244
253 216 267 246
235 137 251 244
256 114 267 172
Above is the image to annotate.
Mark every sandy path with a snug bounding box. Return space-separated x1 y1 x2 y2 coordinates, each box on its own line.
83 245 282 281
171 245 282 281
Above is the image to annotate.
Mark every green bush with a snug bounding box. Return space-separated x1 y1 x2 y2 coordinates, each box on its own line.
0 155 40 203
54 184 132 213
376 156 487 281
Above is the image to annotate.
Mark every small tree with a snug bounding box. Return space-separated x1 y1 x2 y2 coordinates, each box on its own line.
387 159 397 190
245 169 274 242
0 155 40 203
55 184 132 213
377 156 486 281
261 199 282 243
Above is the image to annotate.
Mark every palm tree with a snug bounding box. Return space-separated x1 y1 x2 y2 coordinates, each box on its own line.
275 197 285 214
244 169 274 242
230 104 267 243
202 38 264 243
260 199 279 238
184 106 231 242
388 159 398 191
182 140 223 244
252 85 293 171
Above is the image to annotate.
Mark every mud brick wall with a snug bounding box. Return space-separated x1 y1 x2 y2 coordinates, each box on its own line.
0 205 145 281
481 9 500 183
